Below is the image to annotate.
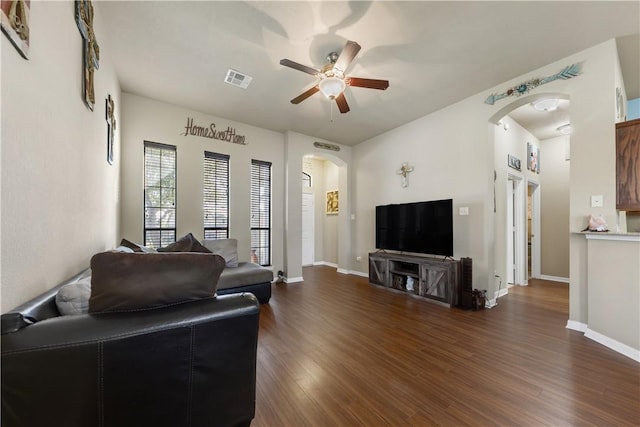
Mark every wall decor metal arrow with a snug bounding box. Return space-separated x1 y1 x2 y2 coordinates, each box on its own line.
485 63 583 105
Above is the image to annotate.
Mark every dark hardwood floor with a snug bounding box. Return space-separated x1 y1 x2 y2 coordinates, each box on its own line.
253 266 640 426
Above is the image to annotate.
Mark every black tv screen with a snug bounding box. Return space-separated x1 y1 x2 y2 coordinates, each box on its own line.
376 199 453 256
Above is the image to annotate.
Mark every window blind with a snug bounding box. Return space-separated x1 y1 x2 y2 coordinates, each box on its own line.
203 151 230 239
250 159 271 266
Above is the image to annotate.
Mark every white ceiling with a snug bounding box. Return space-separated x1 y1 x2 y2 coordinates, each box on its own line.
97 1 640 146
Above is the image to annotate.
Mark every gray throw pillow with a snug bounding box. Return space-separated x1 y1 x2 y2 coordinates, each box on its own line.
202 238 239 268
89 252 226 313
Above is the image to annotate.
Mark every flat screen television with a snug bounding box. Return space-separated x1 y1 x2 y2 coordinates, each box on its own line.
376 199 453 256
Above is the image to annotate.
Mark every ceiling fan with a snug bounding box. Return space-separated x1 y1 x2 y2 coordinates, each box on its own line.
280 40 389 114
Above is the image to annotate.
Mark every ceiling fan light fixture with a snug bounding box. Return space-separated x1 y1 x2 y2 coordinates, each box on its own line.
532 98 559 112
319 76 345 99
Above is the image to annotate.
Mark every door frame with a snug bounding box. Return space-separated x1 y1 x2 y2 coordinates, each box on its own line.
507 172 526 286
527 179 541 281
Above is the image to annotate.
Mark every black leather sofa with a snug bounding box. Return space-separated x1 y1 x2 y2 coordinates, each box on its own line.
1 274 260 427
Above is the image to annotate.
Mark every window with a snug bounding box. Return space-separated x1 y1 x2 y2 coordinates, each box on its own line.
251 159 271 266
302 172 311 188
203 151 230 239
144 142 176 247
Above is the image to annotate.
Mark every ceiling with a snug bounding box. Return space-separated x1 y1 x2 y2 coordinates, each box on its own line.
97 1 639 146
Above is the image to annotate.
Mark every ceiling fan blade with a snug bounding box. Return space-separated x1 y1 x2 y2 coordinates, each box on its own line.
291 86 320 104
280 59 320 76
346 77 389 91
335 93 350 113
333 40 361 73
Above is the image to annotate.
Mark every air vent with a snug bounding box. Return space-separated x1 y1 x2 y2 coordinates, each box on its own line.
224 69 252 89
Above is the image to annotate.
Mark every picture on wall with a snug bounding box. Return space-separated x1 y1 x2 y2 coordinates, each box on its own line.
527 142 540 174
326 190 339 215
106 94 116 165
1 0 30 59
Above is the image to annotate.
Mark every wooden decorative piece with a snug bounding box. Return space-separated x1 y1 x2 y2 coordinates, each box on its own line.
75 0 99 111
313 141 340 152
1 0 30 59
106 94 116 165
326 190 339 215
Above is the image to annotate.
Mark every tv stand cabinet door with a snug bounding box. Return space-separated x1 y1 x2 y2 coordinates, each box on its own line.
369 254 389 287
420 262 452 303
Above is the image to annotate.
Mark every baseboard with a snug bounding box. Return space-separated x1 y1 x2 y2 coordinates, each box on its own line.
284 276 303 284
584 328 640 363
313 261 338 268
336 268 349 275
540 275 570 283
495 287 509 299
566 320 588 332
350 270 369 278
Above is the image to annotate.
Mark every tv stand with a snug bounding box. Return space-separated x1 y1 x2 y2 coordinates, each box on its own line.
369 252 459 307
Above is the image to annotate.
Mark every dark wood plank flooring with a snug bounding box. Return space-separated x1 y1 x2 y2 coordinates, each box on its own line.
253 266 640 426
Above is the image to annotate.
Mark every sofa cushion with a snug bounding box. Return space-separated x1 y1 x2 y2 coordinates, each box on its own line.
158 233 210 253
89 252 226 313
217 262 273 290
203 238 239 268
120 239 157 253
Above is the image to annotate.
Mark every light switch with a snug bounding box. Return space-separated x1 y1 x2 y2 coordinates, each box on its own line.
591 195 603 208
459 207 469 216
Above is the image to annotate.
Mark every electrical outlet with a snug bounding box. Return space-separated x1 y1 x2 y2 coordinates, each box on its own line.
356 256 362 262
459 207 469 216
591 195 603 208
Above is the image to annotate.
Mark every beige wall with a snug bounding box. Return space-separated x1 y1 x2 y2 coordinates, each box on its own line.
119 93 285 273
352 40 621 318
586 236 639 357
1 1 121 312
540 136 570 279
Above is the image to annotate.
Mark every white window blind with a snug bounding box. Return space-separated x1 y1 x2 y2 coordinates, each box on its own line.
250 159 271 266
144 141 177 247
203 151 230 239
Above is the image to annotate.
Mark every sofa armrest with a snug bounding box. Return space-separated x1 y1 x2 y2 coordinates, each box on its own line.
2 293 260 427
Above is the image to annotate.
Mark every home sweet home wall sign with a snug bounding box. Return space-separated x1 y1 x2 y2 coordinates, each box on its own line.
181 117 247 145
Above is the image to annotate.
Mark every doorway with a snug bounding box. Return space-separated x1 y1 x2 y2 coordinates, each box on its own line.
302 192 314 266
527 181 540 280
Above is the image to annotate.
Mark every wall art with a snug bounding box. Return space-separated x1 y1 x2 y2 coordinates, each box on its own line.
1 0 30 59
485 63 582 105
326 190 339 215
507 154 521 171
75 0 99 111
527 142 540 174
106 94 116 165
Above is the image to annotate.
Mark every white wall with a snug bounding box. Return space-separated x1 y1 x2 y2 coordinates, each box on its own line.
1 1 121 312
119 93 285 273
493 116 541 286
352 40 621 322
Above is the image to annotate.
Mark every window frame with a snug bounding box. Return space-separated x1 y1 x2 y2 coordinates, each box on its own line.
143 141 177 248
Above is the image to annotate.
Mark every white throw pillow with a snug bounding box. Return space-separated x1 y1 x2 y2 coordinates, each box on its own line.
55 276 91 315
203 239 239 268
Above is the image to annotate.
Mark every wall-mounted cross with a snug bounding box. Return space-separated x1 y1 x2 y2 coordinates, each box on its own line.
396 162 414 188
75 0 100 111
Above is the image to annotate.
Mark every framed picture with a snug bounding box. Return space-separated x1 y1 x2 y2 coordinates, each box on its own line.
1 0 30 59
507 154 521 171
326 190 338 215
527 142 540 173
106 94 116 165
